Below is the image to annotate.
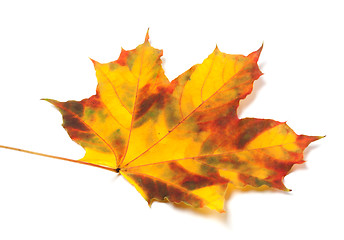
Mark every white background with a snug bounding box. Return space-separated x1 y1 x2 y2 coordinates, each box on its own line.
0 1 342 239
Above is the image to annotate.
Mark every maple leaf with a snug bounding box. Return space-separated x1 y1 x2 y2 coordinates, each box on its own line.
30 32 320 212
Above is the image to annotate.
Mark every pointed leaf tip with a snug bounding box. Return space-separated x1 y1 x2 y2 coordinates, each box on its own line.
145 28 150 42
41 98 58 106
89 57 99 66
297 135 324 149
213 44 221 54
248 43 264 62
41 98 53 103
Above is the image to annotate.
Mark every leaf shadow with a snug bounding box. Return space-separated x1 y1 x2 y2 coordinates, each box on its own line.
288 162 308 174
169 200 229 224
111 172 122 182
166 181 288 226
288 143 322 174
303 144 321 159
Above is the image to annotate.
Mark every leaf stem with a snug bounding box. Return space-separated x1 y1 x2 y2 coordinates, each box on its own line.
0 144 116 172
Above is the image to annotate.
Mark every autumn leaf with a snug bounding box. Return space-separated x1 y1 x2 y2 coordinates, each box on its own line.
1 32 322 212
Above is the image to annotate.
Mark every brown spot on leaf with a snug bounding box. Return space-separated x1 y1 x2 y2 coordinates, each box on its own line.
127 173 204 208
169 162 228 190
82 95 104 109
63 101 84 117
238 174 271 188
236 119 279 149
62 115 89 132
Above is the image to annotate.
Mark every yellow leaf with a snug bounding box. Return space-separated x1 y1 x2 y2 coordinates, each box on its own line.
43 32 322 212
